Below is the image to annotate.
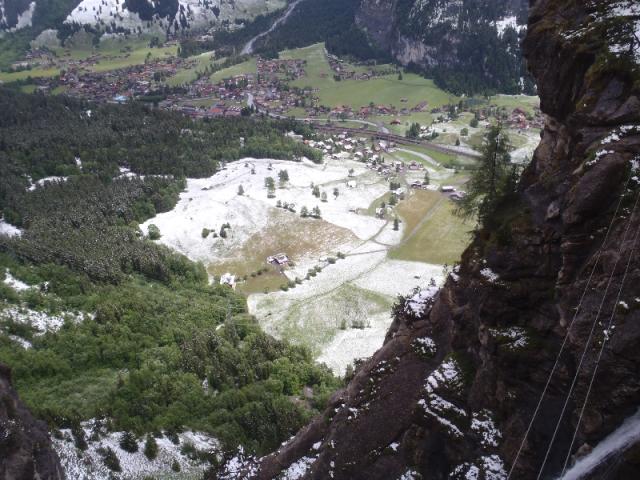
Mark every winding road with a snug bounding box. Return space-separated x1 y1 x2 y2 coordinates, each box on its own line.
241 0 304 55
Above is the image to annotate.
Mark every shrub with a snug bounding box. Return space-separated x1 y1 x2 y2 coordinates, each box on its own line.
148 224 161 240
144 435 158 460
101 447 121 472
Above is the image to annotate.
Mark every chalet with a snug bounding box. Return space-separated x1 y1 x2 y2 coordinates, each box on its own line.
450 191 467 201
347 180 357 188
411 181 423 189
441 185 456 193
267 253 290 266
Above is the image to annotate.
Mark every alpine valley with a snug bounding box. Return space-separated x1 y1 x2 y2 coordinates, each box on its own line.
0 1 639 480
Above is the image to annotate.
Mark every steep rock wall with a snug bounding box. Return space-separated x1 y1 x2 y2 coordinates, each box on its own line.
0 364 65 480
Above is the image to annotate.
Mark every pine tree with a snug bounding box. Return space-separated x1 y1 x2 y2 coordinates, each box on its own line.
393 218 400 231
237 184 244 196
144 435 158 460
455 124 513 225
321 192 328 202
333 187 339 198
300 206 309 218
424 171 430 185
120 431 138 453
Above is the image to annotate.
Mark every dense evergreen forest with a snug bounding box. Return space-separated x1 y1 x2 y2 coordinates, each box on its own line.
252 0 390 62
0 89 339 457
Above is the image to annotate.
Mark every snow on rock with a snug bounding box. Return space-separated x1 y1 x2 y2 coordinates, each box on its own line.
404 284 440 317
398 470 421 480
450 462 480 480
413 336 437 357
218 446 259 479
489 326 529 351
418 358 467 438
425 357 464 395
471 410 502 448
54 421 218 480
480 455 507 480
480 267 500 283
0 218 22 237
280 455 317 479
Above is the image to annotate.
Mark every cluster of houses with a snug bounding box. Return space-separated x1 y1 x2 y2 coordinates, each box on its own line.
27 54 198 102
326 52 396 81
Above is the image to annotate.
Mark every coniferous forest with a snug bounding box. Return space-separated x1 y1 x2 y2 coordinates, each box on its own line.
0 88 339 456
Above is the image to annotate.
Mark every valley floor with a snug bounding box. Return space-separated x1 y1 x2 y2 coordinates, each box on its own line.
142 150 471 375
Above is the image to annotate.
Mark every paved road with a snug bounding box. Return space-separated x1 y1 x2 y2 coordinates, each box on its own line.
241 0 304 55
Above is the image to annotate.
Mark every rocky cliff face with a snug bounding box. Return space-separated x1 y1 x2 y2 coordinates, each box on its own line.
239 0 640 478
0 363 64 480
356 0 532 94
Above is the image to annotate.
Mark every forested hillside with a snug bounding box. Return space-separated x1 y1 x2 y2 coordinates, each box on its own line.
356 0 533 95
0 89 339 464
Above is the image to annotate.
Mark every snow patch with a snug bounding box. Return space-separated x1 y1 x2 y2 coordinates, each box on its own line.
0 218 22 237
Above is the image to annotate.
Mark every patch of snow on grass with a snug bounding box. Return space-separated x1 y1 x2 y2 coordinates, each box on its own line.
27 176 68 191
0 218 22 237
3 271 31 291
353 260 443 298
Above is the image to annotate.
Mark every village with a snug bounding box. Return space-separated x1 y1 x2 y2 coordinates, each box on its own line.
3 39 544 137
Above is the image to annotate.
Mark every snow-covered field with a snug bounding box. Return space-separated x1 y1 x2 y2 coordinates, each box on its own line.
143 156 448 374
66 0 287 33
54 420 218 480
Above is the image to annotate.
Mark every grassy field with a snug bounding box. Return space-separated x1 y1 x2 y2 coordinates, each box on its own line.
166 51 217 86
280 43 456 110
0 66 60 83
270 282 393 356
208 209 355 294
210 58 258 83
395 190 442 236
488 94 540 115
391 198 473 265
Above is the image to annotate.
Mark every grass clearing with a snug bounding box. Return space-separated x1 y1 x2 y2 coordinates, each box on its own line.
280 43 457 110
273 282 393 356
396 190 442 237
166 51 216 86
208 209 355 294
210 58 257 83
391 199 473 265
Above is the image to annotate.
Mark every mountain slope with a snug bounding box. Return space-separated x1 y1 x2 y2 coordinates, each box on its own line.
232 0 640 478
356 0 533 94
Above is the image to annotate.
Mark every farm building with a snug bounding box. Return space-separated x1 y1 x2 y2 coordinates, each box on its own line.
267 253 290 266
